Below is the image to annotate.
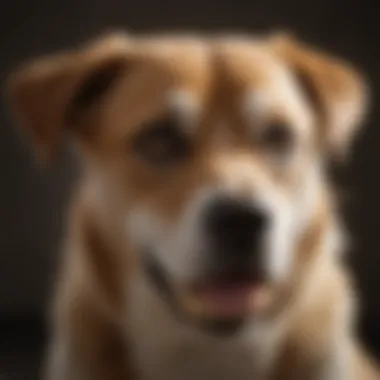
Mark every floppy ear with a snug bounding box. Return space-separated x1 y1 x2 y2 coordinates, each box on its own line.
271 33 369 162
6 33 132 164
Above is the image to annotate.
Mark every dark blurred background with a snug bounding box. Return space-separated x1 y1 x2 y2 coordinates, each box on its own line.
0 0 379 379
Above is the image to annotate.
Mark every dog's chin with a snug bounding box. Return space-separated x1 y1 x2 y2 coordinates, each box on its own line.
198 316 246 336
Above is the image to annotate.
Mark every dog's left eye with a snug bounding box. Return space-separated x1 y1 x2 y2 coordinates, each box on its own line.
133 119 190 166
258 122 294 155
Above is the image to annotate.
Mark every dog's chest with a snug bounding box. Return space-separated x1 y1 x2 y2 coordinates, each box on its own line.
132 340 266 380
126 275 279 380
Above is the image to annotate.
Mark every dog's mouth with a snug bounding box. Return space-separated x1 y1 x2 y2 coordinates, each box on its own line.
142 250 271 334
187 280 269 317
180 275 271 324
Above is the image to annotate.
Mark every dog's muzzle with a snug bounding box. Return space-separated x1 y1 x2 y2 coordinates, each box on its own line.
141 195 272 335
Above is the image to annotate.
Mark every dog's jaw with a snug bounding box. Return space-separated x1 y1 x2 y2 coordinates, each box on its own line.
125 265 287 380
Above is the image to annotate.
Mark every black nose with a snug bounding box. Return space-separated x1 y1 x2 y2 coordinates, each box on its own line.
205 197 268 255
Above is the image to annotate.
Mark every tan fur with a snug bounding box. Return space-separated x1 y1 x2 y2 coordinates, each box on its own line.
6 32 379 380
271 32 368 161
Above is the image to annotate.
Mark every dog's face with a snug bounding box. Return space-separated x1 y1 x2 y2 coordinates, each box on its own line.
7 33 367 332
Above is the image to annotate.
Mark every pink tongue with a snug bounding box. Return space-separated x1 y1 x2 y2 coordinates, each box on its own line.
196 283 255 317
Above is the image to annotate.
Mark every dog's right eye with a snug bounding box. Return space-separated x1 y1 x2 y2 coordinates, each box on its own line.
133 119 191 166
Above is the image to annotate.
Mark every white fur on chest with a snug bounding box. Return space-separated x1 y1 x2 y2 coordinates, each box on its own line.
125 272 284 380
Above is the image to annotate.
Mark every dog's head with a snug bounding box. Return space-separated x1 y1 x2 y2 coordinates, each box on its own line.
7 32 368 333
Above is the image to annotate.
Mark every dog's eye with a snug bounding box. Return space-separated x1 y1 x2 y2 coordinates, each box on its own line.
133 119 190 166
258 122 294 154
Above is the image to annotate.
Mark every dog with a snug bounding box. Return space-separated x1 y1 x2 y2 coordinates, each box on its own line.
6 31 380 380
